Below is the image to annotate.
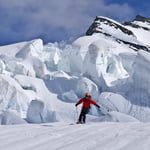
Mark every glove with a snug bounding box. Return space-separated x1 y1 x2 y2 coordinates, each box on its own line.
75 104 78 107
97 106 101 111
97 105 100 108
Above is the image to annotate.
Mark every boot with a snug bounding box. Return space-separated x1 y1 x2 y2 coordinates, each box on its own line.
76 121 82 124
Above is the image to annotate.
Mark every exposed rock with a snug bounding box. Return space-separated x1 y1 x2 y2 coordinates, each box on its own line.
116 39 150 52
86 16 135 36
124 15 150 30
135 15 150 23
86 16 150 52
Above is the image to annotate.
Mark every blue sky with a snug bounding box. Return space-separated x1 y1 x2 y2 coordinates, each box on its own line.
0 0 150 46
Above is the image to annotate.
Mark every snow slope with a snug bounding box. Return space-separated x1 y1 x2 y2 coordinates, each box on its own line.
0 122 149 150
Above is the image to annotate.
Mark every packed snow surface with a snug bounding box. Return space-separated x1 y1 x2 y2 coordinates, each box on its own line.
0 122 149 150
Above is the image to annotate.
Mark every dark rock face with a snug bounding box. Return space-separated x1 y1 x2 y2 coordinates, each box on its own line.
135 15 150 23
124 22 150 31
85 16 150 52
116 39 149 52
86 16 135 36
124 15 150 30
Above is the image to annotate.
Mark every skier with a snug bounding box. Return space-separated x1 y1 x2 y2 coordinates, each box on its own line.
75 92 100 124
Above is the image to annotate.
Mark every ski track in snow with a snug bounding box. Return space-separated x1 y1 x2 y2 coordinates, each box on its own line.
0 122 150 150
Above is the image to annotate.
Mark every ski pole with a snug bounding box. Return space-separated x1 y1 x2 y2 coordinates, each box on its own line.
97 106 108 116
99 105 110 112
76 107 78 119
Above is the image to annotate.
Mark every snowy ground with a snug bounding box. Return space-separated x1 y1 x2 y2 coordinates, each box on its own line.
0 122 150 150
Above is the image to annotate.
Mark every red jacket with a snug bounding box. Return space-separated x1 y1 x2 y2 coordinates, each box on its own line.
76 97 100 109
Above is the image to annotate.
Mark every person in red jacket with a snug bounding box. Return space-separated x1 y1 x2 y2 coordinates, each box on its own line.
75 92 100 124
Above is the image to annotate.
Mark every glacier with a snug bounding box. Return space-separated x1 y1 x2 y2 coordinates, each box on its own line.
0 15 150 125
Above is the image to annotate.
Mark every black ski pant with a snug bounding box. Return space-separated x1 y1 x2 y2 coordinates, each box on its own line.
78 107 89 123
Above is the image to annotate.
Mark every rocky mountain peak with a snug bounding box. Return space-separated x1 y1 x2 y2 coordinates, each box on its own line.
86 16 135 37
135 15 150 23
124 15 150 31
86 16 150 52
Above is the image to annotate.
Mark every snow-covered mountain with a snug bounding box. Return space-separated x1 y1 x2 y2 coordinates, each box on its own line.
124 15 150 46
0 15 150 125
86 15 150 52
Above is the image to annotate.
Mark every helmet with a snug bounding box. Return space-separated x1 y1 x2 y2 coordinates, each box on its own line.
85 92 90 97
